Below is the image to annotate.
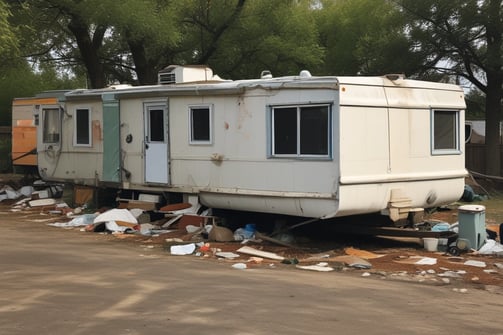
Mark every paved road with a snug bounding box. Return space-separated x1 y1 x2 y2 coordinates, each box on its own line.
0 212 502 335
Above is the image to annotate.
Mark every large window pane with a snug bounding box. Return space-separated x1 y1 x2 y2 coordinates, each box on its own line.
433 110 457 151
190 107 211 142
273 107 297 154
272 105 330 157
300 106 328 155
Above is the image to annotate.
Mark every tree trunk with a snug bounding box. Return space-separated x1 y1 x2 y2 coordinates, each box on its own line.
483 0 503 176
484 79 502 176
127 36 158 85
67 16 106 89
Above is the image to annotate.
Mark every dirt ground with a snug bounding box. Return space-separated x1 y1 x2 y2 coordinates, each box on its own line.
1 173 503 291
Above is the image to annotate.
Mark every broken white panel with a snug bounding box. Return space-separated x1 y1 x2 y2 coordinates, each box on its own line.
94 208 138 224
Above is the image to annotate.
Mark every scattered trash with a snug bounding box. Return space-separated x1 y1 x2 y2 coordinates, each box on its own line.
248 257 263 264
394 256 437 265
28 198 57 207
281 258 299 265
170 243 196 255
231 263 247 270
478 239 503 255
105 221 137 233
165 238 184 243
48 213 97 228
208 223 234 242
361 272 371 277
332 255 372 269
234 224 256 241
414 257 437 265
438 270 464 278
431 222 451 232
236 246 285 261
296 262 334 272
464 260 486 268
344 247 384 259
215 252 240 259
94 208 138 224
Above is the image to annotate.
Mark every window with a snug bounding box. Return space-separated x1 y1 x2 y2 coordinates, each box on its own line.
271 104 331 157
42 108 61 144
189 105 212 144
74 108 92 146
148 107 165 142
432 109 460 154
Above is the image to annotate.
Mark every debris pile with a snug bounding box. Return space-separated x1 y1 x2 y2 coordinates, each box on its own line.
1 182 502 289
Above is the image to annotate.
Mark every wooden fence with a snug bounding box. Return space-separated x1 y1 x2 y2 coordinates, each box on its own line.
465 143 503 176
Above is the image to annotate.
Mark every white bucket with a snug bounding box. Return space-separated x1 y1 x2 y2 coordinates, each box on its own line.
423 238 439 252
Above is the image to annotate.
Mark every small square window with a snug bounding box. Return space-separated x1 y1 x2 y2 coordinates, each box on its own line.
74 108 92 146
189 106 212 144
432 109 460 154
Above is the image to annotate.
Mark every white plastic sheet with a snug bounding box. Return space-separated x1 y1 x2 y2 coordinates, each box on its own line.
48 214 97 228
478 239 503 254
170 243 196 255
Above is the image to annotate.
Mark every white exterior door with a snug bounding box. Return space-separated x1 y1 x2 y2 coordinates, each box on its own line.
144 102 169 184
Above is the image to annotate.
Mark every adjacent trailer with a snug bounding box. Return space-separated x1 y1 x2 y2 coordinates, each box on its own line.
12 91 68 172
35 67 467 221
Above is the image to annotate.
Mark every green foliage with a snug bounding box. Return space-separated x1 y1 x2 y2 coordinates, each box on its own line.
0 60 85 126
0 0 18 60
182 0 325 79
465 89 486 120
318 0 417 76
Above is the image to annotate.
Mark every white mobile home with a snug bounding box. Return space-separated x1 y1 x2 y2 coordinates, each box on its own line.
36 67 467 221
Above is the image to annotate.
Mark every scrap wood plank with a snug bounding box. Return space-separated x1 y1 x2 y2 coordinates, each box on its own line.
28 198 57 207
236 246 285 261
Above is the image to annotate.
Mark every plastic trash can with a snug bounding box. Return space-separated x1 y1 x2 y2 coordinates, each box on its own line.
458 204 486 250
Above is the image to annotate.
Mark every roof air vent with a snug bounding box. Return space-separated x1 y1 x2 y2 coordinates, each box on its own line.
260 70 273 79
299 70 312 78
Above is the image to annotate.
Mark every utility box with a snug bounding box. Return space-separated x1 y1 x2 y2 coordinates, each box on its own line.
458 204 486 250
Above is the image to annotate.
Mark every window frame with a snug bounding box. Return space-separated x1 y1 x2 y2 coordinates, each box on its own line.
269 103 332 159
431 108 461 155
73 107 92 147
42 107 62 144
189 104 213 145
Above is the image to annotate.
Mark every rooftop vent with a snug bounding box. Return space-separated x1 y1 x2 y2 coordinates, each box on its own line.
299 70 312 78
158 65 214 85
385 74 405 81
260 70 273 79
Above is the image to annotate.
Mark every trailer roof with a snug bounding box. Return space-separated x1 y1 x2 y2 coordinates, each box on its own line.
63 73 463 101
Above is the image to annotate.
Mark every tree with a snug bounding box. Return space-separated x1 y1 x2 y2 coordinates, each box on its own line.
398 0 503 176
0 0 18 63
317 0 419 76
178 0 324 79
